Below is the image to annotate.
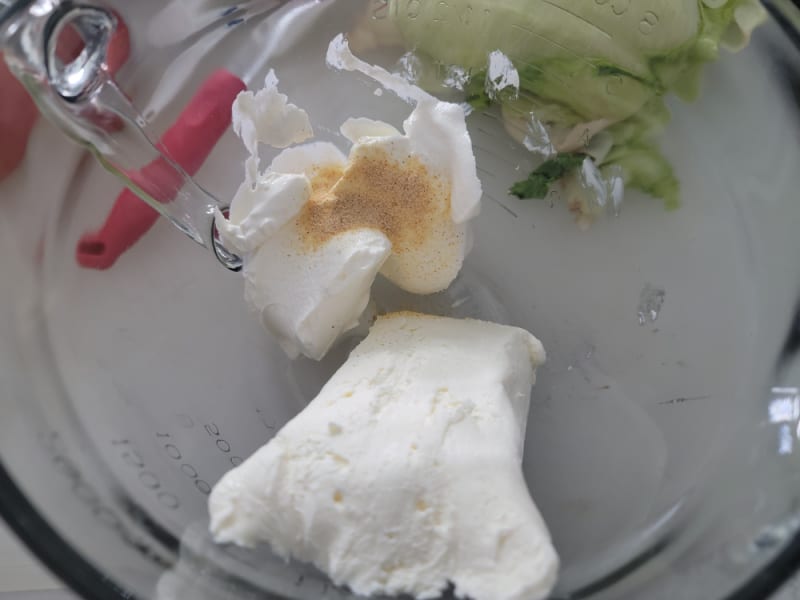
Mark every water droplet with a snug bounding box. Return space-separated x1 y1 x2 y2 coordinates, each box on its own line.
637 284 666 325
578 157 608 212
485 50 519 101
395 51 423 83
522 114 555 157
603 164 625 216
441 64 471 91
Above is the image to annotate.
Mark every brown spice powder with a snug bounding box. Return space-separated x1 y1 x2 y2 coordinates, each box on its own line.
298 147 449 253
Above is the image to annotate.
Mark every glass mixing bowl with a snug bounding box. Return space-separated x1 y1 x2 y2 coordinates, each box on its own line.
2 1 800 599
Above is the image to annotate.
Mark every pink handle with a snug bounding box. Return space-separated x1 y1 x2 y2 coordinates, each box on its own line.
76 69 246 270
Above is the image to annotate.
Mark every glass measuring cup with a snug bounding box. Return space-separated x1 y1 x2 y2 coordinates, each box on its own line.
2 1 800 599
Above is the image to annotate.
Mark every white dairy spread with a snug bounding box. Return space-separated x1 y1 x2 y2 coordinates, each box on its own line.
209 313 559 600
216 36 482 360
326 34 482 225
231 69 314 153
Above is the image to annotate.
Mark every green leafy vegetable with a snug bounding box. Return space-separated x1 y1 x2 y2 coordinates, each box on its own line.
602 143 680 210
509 153 586 200
385 0 767 220
464 71 492 110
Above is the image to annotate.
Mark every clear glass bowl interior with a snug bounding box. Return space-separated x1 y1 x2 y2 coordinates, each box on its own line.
2 1 800 599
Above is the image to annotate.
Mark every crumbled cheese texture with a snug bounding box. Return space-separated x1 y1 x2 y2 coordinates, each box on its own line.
216 36 482 360
209 312 559 600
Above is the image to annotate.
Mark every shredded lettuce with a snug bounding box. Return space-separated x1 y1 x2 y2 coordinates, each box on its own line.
509 153 586 200
386 0 766 222
602 142 680 211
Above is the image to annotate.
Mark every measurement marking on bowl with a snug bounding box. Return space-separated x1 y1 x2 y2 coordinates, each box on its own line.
155 432 213 495
41 432 172 566
256 408 277 431
486 194 519 219
205 421 245 466
110 438 181 509
594 0 631 16
639 11 659 35
657 395 711 406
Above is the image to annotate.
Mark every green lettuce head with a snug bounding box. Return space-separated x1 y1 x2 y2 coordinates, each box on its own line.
383 0 766 223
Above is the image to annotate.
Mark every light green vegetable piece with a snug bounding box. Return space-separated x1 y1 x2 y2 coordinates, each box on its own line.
601 142 680 210
389 0 703 79
509 153 586 200
387 0 766 212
